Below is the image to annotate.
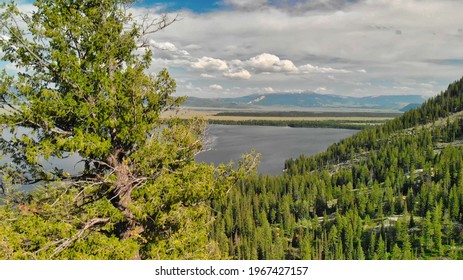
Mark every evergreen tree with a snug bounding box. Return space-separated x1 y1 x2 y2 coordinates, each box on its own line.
0 0 258 259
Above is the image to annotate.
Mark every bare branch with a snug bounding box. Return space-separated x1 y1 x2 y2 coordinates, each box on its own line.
136 13 180 48
143 14 179 35
50 217 110 258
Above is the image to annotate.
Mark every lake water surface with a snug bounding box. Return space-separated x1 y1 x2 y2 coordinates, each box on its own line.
195 125 358 175
2 125 358 180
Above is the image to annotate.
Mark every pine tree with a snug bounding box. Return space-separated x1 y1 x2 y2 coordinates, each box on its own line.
391 244 402 260
0 0 258 259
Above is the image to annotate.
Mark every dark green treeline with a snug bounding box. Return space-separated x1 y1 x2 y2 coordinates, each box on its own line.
210 77 463 260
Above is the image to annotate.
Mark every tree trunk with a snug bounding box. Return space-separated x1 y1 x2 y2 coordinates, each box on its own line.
108 153 144 259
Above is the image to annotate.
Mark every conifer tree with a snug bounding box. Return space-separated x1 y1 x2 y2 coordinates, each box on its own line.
0 0 258 259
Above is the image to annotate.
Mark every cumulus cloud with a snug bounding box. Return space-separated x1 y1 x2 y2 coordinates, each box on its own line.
223 69 251 79
134 0 463 98
190 56 251 80
247 53 298 73
148 40 192 69
191 56 229 72
209 84 223 90
149 40 178 52
149 40 190 57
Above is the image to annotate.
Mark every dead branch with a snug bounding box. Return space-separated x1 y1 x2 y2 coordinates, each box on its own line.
137 13 180 48
50 217 110 258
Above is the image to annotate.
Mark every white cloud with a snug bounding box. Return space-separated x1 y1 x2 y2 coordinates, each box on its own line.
299 64 350 74
201 73 216 78
149 40 178 52
223 69 251 79
209 84 223 90
148 40 192 69
135 1 463 97
247 53 298 73
261 87 274 93
191 56 229 72
316 87 329 93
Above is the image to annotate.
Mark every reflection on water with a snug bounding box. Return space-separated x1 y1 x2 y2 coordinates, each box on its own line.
196 125 358 175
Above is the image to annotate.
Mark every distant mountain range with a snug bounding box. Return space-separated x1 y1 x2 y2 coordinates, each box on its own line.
183 92 426 111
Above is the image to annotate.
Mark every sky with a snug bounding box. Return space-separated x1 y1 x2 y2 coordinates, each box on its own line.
4 0 463 98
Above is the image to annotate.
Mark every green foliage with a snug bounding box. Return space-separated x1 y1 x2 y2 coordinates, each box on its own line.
210 76 463 260
0 0 258 259
3 0 463 261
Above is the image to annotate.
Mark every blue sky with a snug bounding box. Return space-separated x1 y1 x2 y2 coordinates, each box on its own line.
139 0 222 13
3 0 463 98
140 0 320 12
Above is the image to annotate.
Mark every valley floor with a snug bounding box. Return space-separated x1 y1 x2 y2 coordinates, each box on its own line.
162 108 398 129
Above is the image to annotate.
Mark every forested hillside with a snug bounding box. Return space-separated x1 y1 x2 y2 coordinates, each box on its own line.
3 0 463 261
210 77 463 260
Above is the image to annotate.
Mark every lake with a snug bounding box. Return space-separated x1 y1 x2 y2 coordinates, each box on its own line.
1 125 358 180
195 125 358 175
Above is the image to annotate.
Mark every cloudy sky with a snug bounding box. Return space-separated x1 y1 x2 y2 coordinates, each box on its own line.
4 0 463 98
138 0 463 98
